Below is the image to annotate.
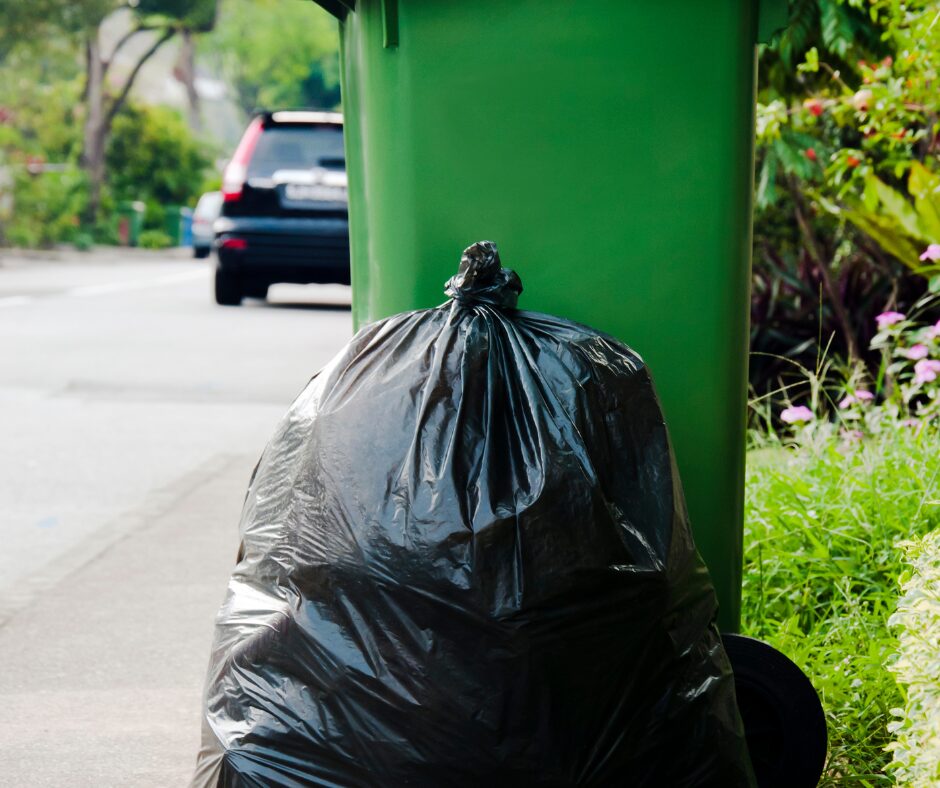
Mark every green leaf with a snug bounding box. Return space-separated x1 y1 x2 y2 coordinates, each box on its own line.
829 194 925 268
820 1 856 58
774 136 814 179
870 174 923 240
756 150 778 209
908 162 940 242
863 175 880 212
799 46 820 73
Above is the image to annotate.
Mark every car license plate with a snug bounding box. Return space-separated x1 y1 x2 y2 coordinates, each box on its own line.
282 183 346 203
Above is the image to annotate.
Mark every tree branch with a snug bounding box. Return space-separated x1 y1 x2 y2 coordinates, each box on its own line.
103 25 158 78
105 27 176 125
80 37 92 104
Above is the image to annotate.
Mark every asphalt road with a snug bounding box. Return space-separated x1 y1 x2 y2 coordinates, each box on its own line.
0 248 353 786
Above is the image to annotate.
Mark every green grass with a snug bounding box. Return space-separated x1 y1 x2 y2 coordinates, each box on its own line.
741 424 940 785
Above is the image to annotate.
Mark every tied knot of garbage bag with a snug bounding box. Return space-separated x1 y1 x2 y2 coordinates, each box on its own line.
445 241 523 309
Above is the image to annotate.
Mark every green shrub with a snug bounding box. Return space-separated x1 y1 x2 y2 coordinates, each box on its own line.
743 427 939 783
743 306 940 782
138 229 172 249
72 232 94 251
144 200 166 233
4 167 89 248
92 218 120 247
106 103 211 212
886 530 940 787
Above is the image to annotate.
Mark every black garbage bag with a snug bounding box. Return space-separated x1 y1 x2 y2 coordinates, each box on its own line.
192 242 755 787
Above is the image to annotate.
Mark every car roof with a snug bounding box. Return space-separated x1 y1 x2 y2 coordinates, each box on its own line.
263 110 343 127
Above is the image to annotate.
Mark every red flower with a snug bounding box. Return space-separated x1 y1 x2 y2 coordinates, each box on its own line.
846 155 861 168
805 147 818 162
804 98 825 117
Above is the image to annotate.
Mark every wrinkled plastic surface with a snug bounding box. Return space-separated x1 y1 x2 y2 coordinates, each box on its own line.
193 242 755 787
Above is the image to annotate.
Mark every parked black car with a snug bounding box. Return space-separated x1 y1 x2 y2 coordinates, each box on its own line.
214 111 349 305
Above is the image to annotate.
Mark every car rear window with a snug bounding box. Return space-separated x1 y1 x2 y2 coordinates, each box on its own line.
247 125 345 178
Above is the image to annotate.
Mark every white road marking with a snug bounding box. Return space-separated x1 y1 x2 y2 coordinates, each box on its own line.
0 295 34 308
0 269 206 308
68 269 206 298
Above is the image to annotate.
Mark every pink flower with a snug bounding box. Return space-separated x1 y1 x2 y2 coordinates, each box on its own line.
902 418 921 429
906 344 929 360
919 244 940 262
876 311 906 329
914 359 940 384
781 405 814 424
839 390 874 409
840 429 864 442
928 320 940 340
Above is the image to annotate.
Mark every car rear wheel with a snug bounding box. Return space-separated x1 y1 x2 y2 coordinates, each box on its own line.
214 267 243 306
245 283 269 301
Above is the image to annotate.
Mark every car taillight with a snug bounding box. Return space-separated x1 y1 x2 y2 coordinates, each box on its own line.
222 117 263 202
220 237 248 251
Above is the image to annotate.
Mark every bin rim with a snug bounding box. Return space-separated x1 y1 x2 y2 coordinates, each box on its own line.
307 0 789 45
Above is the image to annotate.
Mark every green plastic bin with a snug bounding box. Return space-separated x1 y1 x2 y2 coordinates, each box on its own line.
314 0 788 633
164 205 183 247
116 200 145 247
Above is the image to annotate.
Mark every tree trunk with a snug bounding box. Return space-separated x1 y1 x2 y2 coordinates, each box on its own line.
80 19 176 224
81 32 106 223
176 29 201 131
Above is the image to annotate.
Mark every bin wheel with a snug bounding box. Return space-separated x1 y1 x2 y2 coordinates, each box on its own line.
214 267 242 306
722 634 827 788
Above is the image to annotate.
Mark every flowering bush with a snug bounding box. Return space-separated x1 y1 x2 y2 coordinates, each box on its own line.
868 304 940 425
757 1 940 278
775 284 940 434
744 399 940 781
754 259 940 781
886 529 940 787
750 1 940 398
747 300 940 780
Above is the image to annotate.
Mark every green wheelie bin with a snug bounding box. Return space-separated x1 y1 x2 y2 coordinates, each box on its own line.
310 1 827 782
164 205 184 247
116 200 145 247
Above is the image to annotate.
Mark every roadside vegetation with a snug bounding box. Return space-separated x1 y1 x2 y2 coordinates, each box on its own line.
743 304 940 782
0 0 339 249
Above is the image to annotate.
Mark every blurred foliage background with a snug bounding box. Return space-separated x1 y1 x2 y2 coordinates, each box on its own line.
0 0 339 248
2 0 940 401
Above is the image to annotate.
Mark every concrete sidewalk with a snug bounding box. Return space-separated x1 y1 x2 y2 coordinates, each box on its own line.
0 452 254 787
